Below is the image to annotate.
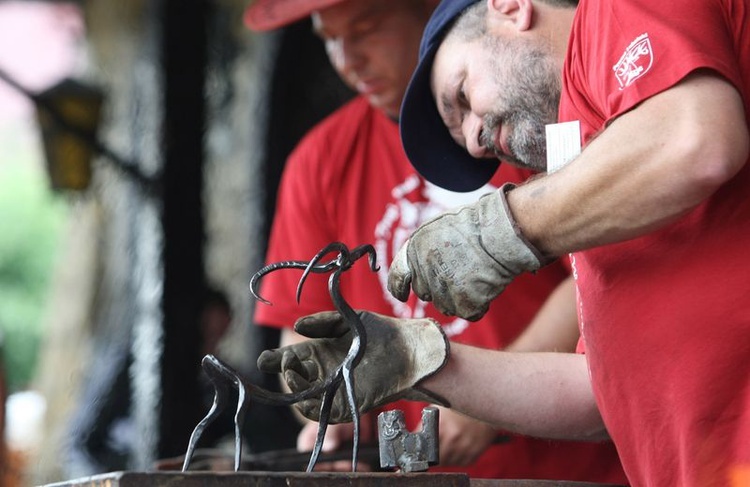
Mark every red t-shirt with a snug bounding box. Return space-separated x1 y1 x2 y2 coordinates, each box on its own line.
562 0 750 485
255 96 626 482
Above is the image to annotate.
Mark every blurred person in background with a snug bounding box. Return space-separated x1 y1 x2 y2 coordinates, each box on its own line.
65 287 234 476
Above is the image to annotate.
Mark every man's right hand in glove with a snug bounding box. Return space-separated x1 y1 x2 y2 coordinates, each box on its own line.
388 185 550 321
257 310 450 423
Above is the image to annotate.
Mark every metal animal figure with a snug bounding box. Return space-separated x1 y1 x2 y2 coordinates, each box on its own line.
182 242 378 473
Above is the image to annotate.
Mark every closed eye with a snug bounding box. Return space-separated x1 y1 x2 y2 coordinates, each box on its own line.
457 82 468 107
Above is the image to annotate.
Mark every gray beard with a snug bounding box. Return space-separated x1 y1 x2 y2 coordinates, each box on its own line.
480 108 552 172
506 110 552 172
480 37 561 172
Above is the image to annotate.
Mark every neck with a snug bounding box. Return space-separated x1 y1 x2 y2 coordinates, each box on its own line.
534 2 576 64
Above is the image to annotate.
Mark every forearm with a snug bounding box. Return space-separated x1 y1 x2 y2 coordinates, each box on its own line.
510 72 749 257
422 343 607 441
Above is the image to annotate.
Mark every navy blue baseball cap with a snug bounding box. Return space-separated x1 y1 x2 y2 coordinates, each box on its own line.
400 0 499 192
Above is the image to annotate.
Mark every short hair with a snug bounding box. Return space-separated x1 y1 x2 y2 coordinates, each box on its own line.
450 0 577 43
450 2 487 43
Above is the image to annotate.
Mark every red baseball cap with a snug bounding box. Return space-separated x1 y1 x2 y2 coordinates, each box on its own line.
244 0 347 31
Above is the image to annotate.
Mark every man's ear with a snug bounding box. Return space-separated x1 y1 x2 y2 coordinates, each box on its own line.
486 0 533 32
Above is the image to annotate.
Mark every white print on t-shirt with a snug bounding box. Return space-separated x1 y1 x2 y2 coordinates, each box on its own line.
374 176 497 338
613 33 653 90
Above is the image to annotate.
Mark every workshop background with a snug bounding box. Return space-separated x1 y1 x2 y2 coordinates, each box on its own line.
0 0 355 484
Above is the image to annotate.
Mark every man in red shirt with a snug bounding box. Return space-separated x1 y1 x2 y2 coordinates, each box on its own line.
260 0 750 485
246 0 625 481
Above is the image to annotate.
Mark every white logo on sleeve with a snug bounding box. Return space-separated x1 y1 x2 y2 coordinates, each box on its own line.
613 33 653 89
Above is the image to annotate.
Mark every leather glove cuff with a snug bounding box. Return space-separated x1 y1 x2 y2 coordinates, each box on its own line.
479 183 553 272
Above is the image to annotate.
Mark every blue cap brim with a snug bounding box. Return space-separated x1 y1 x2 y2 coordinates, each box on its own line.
399 0 499 193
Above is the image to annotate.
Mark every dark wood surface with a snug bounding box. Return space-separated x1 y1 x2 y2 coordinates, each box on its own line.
41 471 626 487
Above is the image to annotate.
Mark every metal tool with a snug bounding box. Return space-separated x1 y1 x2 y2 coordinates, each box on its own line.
182 242 379 474
378 408 439 473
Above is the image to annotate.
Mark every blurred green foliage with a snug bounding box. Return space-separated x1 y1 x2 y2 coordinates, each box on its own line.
0 142 68 392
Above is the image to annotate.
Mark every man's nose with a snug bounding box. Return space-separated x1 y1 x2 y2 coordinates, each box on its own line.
463 112 485 158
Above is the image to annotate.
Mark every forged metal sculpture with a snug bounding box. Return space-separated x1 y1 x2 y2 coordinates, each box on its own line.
182 242 379 473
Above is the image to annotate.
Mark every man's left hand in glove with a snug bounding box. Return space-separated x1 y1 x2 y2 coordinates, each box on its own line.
257 310 450 423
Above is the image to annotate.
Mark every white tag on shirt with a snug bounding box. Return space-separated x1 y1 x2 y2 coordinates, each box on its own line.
545 120 581 173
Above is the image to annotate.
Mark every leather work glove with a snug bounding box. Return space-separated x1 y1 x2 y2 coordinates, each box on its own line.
388 184 549 321
257 310 450 423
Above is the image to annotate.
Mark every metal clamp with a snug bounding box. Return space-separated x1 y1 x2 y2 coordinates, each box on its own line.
378 407 439 473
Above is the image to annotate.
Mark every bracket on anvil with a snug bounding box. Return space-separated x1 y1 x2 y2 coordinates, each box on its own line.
378 407 439 473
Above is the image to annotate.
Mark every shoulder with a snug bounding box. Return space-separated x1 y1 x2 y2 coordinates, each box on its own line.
286 96 393 174
568 0 744 127
292 97 375 151
277 98 376 195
